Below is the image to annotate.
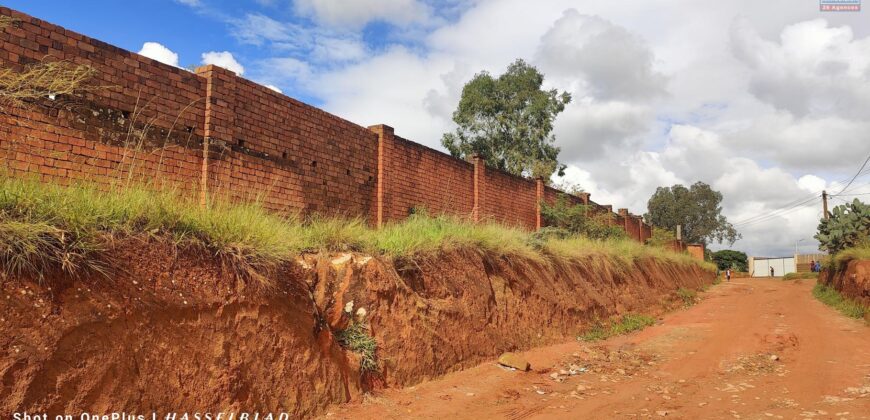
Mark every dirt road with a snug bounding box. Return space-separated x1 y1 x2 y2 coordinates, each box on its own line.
322 279 870 419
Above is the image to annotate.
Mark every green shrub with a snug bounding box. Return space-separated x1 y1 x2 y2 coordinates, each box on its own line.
541 196 627 241
711 249 748 272
336 322 379 372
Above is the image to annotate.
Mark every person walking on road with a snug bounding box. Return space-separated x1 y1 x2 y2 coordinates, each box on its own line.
810 260 815 273
725 268 732 282
770 266 775 277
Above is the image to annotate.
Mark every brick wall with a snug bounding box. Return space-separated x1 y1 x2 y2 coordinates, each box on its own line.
0 6 662 241
371 125 474 226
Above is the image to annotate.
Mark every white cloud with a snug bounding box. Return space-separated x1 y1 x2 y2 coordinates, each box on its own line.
138 42 179 67
201 51 245 75
294 0 431 28
731 17 870 119
537 10 666 101
264 84 283 93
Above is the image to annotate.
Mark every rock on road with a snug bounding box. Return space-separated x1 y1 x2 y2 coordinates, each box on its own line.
322 279 870 419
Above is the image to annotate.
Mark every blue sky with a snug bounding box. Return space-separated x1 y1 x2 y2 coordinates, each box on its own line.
4 0 446 105
4 0 870 257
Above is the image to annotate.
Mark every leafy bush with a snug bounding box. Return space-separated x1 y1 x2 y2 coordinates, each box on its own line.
541 196 627 240
815 199 870 254
711 249 748 271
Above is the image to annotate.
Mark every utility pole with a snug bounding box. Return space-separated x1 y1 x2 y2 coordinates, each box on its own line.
822 190 829 220
676 225 682 241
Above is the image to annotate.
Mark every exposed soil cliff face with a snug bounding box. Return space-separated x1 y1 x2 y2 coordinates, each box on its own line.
820 259 870 307
1 240 713 418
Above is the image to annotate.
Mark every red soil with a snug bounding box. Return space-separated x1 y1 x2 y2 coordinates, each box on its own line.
323 279 870 419
821 259 870 308
0 240 712 418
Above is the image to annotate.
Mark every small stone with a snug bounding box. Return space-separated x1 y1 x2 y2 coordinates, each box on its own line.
498 352 530 371
770 355 779 361
656 410 669 416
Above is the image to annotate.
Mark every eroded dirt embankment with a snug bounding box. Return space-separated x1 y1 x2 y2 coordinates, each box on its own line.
0 239 713 418
820 259 870 307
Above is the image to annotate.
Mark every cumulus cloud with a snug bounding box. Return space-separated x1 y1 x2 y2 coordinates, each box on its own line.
201 51 245 75
731 17 870 119
537 10 666 101
554 99 651 163
264 84 283 93
138 42 179 67
294 0 431 29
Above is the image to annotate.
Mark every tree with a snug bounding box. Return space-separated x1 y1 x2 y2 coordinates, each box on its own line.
711 250 748 271
644 182 740 245
815 198 870 253
441 59 571 179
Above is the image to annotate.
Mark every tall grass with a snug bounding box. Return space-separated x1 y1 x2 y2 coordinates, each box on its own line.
812 283 867 320
0 175 716 285
541 235 716 272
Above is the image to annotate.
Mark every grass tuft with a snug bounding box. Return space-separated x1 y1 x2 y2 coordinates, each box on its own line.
812 283 866 320
336 322 379 372
676 287 698 307
782 272 818 281
578 314 656 342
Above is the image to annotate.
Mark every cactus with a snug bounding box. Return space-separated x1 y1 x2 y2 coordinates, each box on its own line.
815 199 870 253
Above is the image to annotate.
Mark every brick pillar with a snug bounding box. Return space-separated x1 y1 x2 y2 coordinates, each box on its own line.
579 192 590 205
195 65 237 208
618 208 630 236
603 204 614 226
472 154 485 223
642 222 652 243
368 124 395 229
535 178 544 230
634 216 644 243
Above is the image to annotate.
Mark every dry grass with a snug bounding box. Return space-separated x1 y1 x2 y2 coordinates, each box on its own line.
0 61 96 110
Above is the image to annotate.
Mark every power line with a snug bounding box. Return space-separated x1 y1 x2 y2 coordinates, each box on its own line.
730 156 870 228
835 152 870 195
731 194 820 227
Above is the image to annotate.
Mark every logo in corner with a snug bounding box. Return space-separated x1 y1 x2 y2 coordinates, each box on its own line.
820 0 861 11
